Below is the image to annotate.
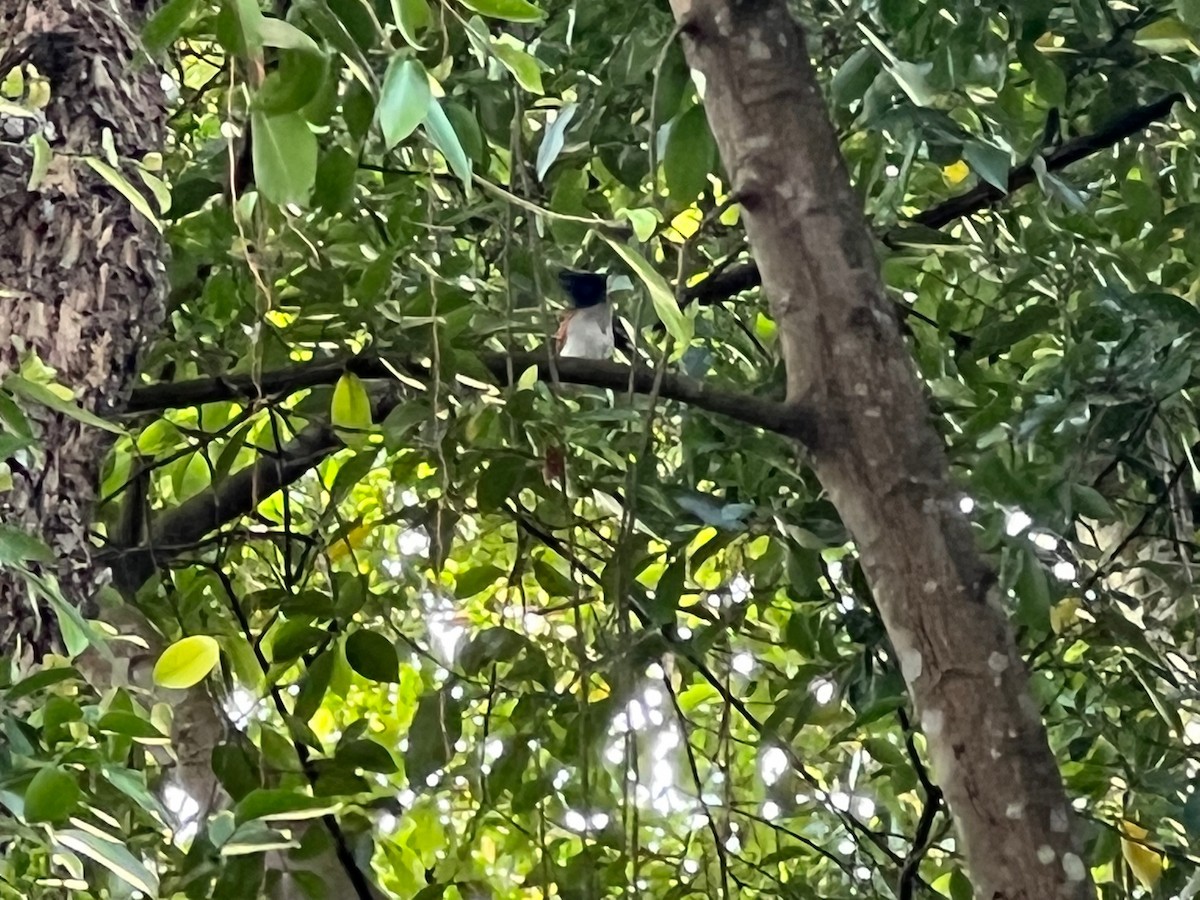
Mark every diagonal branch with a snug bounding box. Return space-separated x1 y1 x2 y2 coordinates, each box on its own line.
104 421 342 593
682 93 1183 307
126 351 817 443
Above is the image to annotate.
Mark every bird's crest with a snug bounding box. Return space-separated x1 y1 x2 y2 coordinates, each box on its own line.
558 269 607 309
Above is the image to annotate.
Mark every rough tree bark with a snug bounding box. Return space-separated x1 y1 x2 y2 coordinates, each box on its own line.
0 0 166 655
0 0 231 879
666 1 1093 898
0 8 383 900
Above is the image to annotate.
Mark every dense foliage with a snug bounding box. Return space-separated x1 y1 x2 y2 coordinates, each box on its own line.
5 0 1200 897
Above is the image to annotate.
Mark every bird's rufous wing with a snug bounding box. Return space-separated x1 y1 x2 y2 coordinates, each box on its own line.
554 311 574 355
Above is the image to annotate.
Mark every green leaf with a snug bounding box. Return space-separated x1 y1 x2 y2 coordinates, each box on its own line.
459 626 526 675
533 558 574 597
645 555 686 626
7 666 82 699
536 103 576 181
949 869 973 900
889 60 935 106
962 140 1011 193
1134 17 1197 54
477 456 527 510
862 737 907 768
1128 660 1184 737
142 0 200 56
153 634 221 689
336 738 398 773
257 16 320 52
97 711 171 743
405 688 464 785
222 821 299 856
313 146 359 213
1070 484 1115 521
326 0 382 51
0 524 54 565
1014 547 1051 634
393 0 432 47
443 102 485 164
618 207 659 242
969 305 1057 359
222 0 265 54
213 742 263 800
422 97 473 190
345 629 399 682
24 767 80 823
136 168 172 214
664 105 716 203
236 788 338 823
457 0 543 23
251 110 318 206
271 621 329 664
378 56 431 149
55 829 159 896
454 564 505 598
601 237 693 346
256 49 329 116
491 40 543 94
1182 790 1200 838
82 157 162 232
831 46 881 109
102 766 169 819
294 648 336 720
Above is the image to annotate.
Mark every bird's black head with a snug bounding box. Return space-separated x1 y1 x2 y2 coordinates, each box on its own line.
558 270 608 309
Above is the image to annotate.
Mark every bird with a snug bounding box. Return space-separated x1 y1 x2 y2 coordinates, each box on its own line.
555 269 629 359
542 270 626 486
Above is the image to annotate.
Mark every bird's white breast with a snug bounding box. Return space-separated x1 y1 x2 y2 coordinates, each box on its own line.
560 305 614 360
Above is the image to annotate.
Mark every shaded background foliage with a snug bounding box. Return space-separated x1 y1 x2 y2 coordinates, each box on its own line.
5 0 1200 897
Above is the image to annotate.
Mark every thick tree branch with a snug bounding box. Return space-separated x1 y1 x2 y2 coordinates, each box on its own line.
105 421 341 593
126 351 817 443
683 93 1183 307
112 346 811 594
670 1 1094 896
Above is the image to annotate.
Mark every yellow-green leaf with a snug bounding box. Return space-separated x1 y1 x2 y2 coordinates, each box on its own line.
28 133 50 190
516 364 539 391
82 157 162 232
153 635 221 689
942 159 970 185
392 0 431 47
617 207 659 242
332 372 373 442
1120 820 1165 889
137 168 172 215
4 374 126 435
56 829 159 896
601 236 693 346
457 0 543 23
491 40 543 94
754 312 778 343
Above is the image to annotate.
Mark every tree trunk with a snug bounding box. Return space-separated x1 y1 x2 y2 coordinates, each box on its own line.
0 0 166 657
0 9 386 898
666 2 1093 897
